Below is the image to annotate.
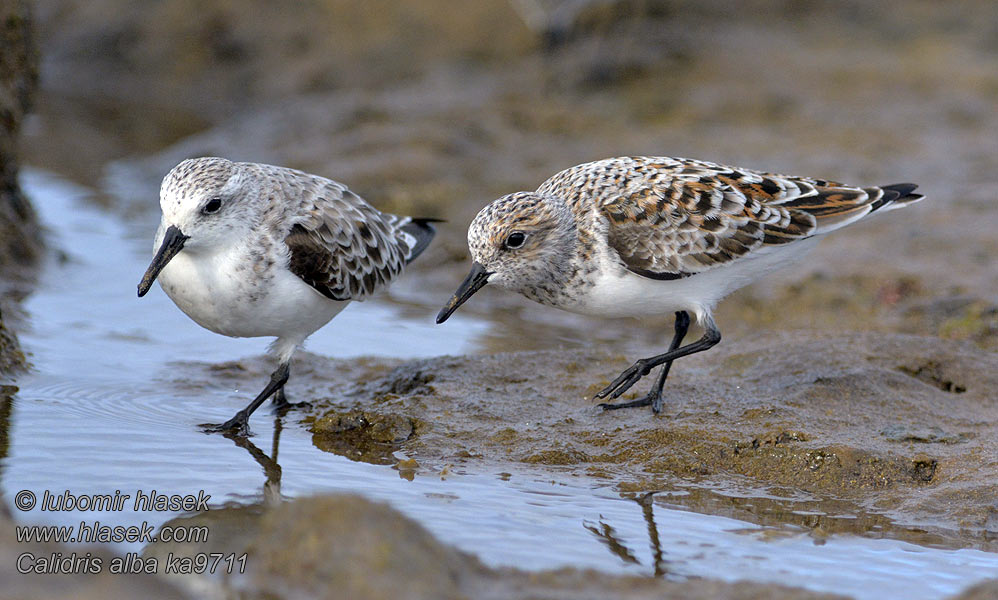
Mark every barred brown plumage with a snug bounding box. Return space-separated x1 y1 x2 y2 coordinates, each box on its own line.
542 156 922 278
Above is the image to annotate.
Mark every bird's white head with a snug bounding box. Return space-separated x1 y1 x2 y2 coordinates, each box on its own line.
436 192 576 322
138 157 263 297
159 157 263 249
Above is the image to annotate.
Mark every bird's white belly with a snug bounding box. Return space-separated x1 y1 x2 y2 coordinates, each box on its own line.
157 250 346 340
568 239 818 322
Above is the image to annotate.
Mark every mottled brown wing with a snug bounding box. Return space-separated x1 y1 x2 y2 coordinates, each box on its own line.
591 157 915 278
284 181 415 301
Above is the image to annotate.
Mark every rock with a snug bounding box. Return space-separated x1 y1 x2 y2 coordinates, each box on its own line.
949 580 998 600
0 316 26 374
309 409 418 465
0 0 42 276
142 496 489 600
0 0 42 374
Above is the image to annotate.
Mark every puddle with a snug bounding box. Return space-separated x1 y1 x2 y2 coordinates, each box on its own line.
1 170 996 600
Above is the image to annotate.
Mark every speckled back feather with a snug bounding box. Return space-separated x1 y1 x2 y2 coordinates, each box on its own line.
536 157 922 279
247 164 433 301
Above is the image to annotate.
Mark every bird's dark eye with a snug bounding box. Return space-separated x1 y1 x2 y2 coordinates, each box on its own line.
505 231 526 249
202 197 222 214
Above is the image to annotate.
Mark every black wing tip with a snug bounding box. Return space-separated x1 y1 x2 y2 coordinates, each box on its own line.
401 217 439 263
881 183 922 201
872 183 923 211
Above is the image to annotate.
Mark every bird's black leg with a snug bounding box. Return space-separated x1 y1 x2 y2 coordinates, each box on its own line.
595 313 719 409
598 311 690 412
271 386 287 407
637 492 667 577
202 362 290 436
270 385 311 411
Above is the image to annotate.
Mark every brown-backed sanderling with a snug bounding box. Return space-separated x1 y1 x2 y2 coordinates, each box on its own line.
436 156 922 413
138 157 437 435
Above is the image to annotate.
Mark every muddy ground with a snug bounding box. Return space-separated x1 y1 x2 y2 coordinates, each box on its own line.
5 0 998 598
133 329 998 598
185 330 998 553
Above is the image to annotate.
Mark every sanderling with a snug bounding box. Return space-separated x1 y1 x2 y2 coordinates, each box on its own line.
137 157 437 435
436 156 922 413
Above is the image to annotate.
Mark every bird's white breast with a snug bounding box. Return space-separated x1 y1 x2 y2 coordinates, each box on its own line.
156 244 346 341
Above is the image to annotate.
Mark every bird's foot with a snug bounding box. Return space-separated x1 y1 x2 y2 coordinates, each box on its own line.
273 399 312 412
593 359 653 401
597 390 665 413
270 389 311 412
201 412 251 436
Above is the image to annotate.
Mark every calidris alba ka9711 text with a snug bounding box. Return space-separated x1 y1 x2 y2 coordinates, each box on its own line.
437 156 923 413
138 157 437 435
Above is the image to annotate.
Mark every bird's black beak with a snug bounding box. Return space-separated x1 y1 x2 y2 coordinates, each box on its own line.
436 261 492 324
137 225 189 297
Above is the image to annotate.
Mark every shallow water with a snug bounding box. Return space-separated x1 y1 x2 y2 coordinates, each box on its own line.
2 170 997 599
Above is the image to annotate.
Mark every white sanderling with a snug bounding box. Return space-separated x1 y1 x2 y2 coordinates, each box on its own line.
138 157 437 435
437 156 923 412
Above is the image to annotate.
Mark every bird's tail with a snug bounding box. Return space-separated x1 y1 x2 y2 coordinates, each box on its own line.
868 183 924 213
780 182 925 238
400 217 443 263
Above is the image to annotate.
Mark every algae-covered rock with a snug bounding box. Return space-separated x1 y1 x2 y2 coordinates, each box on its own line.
0 0 42 375
951 581 998 600
0 315 26 374
0 0 42 275
309 409 418 464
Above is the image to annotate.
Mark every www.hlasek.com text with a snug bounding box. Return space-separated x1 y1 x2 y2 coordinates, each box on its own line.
16 519 208 544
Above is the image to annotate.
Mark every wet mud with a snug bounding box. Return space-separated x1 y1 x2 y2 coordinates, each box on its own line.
122 330 998 598
207 330 997 552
